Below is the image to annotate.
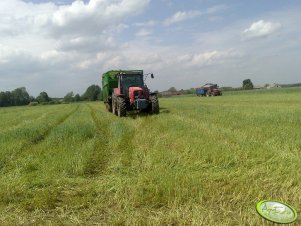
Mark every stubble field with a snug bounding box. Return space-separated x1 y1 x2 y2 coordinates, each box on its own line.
0 88 300 225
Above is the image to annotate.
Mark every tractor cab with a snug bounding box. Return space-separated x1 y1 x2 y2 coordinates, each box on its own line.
118 72 144 96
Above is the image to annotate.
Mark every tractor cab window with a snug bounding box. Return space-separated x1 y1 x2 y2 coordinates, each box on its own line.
122 74 143 87
121 74 143 95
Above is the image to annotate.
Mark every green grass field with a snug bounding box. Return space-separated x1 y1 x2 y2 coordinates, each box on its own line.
0 88 300 225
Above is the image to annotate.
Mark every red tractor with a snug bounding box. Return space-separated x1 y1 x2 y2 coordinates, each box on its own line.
102 70 159 117
196 83 222 97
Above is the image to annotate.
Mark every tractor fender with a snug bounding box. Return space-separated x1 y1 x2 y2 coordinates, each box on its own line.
113 88 125 97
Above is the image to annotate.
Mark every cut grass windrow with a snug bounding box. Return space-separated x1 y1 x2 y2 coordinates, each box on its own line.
0 104 79 171
0 104 96 215
84 103 112 175
85 103 136 175
21 104 80 148
0 106 58 132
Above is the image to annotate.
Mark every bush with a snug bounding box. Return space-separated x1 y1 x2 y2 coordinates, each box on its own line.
28 102 39 106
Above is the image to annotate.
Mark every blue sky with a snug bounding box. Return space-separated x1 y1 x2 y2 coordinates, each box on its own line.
0 0 300 96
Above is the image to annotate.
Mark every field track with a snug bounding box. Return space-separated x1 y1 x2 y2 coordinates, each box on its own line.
0 88 300 225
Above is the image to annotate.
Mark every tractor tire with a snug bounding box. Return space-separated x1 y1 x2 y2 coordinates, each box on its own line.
117 97 126 117
106 103 112 112
150 95 159 114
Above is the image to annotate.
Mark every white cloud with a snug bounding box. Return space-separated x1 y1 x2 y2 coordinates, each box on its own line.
176 49 242 68
164 10 202 26
133 20 158 27
47 0 150 37
0 0 151 96
135 29 152 37
77 52 110 70
243 20 281 39
163 5 228 27
206 4 228 14
57 35 116 53
0 0 149 39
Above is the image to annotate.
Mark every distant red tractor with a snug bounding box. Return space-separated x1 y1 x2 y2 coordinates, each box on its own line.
102 70 159 117
196 83 222 97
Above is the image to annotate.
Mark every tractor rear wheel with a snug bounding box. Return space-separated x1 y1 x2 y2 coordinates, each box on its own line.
150 95 159 114
112 95 117 115
117 97 126 117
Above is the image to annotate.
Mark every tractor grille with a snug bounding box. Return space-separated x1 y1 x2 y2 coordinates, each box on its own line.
135 99 148 110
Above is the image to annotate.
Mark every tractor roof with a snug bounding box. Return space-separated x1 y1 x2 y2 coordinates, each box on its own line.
102 70 143 79
203 83 218 88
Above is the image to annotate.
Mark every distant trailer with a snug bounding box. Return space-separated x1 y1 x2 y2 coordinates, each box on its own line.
196 88 206 96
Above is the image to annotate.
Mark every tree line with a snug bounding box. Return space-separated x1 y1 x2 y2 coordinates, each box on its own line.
0 85 102 107
0 87 33 107
0 79 259 107
62 85 102 103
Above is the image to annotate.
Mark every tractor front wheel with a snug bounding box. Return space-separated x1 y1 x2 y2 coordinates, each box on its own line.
117 97 126 117
150 95 159 114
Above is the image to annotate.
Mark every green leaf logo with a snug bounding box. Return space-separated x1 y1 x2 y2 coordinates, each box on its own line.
256 200 298 224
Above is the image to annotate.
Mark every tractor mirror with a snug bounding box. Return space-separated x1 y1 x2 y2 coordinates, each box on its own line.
151 73 154 79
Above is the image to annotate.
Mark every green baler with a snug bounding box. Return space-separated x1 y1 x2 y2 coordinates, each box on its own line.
102 70 119 111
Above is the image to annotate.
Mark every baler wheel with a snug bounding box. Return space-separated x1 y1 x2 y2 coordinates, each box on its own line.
106 103 112 112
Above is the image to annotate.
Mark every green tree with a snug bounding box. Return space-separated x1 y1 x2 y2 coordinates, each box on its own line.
0 88 31 107
242 79 254 90
64 91 74 102
29 96 35 102
11 87 30 106
0 91 12 107
36 91 51 103
82 85 101 101
74 93 81 102
186 88 196 94
168 87 177 92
